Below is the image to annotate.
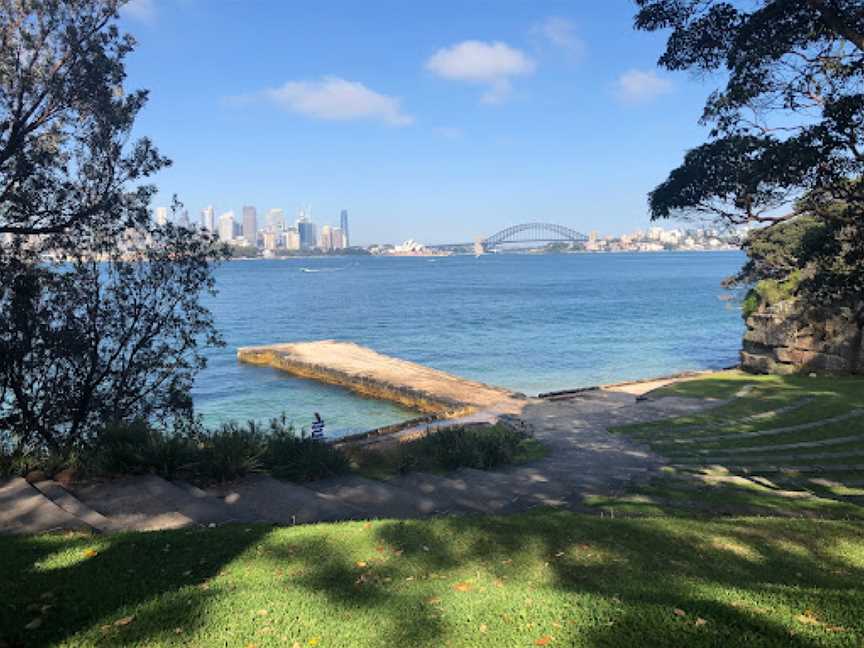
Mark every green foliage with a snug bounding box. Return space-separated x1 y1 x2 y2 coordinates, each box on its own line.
634 2 864 227
196 422 266 482
93 420 197 480
227 245 260 258
350 424 536 478
266 426 350 482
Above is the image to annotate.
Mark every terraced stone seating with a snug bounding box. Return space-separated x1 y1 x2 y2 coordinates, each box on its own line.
608 375 864 516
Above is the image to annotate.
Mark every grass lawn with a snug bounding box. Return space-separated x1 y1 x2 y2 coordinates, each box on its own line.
3 513 864 647
597 371 864 519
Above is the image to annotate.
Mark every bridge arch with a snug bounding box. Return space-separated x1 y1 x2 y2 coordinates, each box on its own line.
480 222 588 250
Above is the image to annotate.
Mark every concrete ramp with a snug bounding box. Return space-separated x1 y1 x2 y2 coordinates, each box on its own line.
237 340 518 415
0 478 91 534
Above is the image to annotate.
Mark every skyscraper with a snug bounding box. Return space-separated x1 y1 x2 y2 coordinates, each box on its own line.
242 206 257 247
340 209 350 247
201 206 215 232
178 209 190 228
154 207 169 227
266 208 285 232
319 225 333 251
218 211 235 241
297 211 317 250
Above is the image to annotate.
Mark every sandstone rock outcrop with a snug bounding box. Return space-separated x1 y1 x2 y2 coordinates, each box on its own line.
741 300 864 375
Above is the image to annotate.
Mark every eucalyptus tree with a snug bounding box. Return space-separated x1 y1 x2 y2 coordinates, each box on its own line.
634 0 864 302
0 1 226 457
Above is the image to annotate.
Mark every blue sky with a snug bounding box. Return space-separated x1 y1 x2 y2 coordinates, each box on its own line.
121 1 720 245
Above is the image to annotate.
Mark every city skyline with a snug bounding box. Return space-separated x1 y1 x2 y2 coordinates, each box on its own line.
120 3 714 245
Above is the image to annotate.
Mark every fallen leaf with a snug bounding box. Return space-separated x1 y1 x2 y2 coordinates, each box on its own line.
39 592 54 600
363 522 372 529
555 551 565 557
694 618 707 627
796 612 820 626
83 549 98 558
375 546 385 553
355 561 368 568
479 624 488 633
673 608 686 618
308 638 320 646
422 545 430 552
256 609 269 617
535 636 553 646
24 618 42 631
452 581 473 592
113 616 135 627
425 597 442 605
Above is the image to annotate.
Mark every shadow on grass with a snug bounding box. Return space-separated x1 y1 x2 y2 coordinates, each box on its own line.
3 511 863 646
0 524 271 647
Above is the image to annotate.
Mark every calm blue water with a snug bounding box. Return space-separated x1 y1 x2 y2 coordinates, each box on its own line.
193 252 745 436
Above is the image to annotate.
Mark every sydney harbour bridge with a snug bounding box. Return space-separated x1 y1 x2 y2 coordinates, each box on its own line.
431 222 589 254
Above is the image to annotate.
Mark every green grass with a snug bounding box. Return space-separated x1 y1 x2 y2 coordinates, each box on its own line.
3 513 864 647
599 371 864 519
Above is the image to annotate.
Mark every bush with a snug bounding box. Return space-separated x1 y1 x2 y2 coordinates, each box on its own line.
197 422 266 482
264 419 350 482
93 420 197 480
411 424 527 471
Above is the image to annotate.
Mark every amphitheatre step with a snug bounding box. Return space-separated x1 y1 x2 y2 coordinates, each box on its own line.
664 409 864 445
307 475 441 518
0 478 91 534
31 480 115 532
681 434 864 456
676 449 864 466
71 476 199 532
673 463 864 475
206 474 362 524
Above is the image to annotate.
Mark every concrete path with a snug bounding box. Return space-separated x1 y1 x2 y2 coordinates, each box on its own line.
0 390 718 535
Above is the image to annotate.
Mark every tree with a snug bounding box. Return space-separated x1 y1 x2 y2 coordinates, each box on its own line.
634 0 864 308
0 1 226 457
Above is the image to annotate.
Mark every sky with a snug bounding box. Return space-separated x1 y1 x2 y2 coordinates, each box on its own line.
120 0 723 245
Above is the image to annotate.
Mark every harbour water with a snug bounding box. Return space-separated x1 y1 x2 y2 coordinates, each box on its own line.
194 251 746 436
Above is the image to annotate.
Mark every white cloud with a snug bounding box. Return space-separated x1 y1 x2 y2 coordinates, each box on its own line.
121 0 156 23
425 40 535 103
433 126 463 140
531 17 584 59
256 77 413 126
615 69 673 104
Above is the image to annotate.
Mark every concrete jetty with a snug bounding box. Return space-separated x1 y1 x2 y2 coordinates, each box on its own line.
237 340 519 415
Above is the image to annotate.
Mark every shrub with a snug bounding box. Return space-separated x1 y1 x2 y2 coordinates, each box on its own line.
264 420 349 482
402 424 529 472
197 422 266 482
93 420 197 480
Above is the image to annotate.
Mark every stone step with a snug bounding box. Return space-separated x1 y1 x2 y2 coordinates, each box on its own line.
31 480 115 533
206 474 362 524
71 476 198 532
0 478 91 535
307 475 440 518
130 475 260 525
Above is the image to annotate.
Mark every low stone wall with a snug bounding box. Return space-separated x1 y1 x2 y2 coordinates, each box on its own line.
741 300 864 375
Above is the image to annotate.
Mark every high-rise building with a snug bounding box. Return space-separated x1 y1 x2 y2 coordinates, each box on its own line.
331 227 346 250
262 229 279 251
200 206 215 232
154 207 169 227
340 209 349 247
285 226 300 251
178 210 190 228
266 208 285 232
319 225 333 251
242 206 257 247
297 213 317 250
218 211 235 241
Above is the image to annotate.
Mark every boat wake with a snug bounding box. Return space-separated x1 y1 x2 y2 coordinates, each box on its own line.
300 267 345 273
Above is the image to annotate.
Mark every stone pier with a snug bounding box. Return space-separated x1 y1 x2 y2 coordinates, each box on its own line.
237 340 520 415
